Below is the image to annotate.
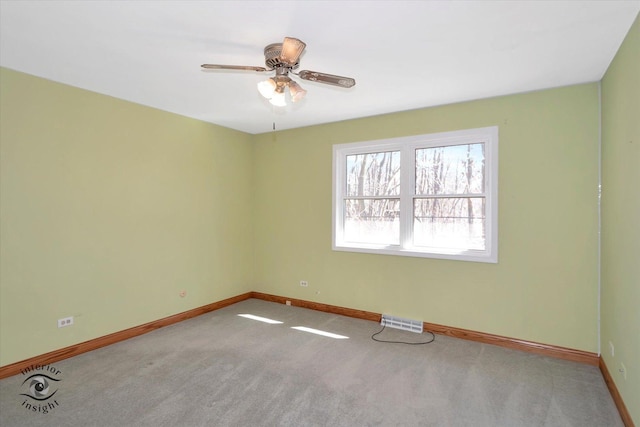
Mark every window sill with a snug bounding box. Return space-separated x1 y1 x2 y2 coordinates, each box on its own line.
332 244 497 263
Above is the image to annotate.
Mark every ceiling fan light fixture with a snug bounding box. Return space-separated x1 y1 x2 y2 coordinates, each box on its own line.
288 80 307 103
280 37 306 65
269 89 287 107
257 78 277 99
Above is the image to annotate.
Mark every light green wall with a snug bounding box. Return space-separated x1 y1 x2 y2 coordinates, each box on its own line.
0 69 604 365
601 15 640 424
0 68 254 366
253 84 600 353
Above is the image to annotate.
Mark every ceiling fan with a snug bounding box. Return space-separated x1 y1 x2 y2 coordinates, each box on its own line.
201 37 356 107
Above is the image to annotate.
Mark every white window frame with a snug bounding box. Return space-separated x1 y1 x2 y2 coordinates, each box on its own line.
332 126 498 263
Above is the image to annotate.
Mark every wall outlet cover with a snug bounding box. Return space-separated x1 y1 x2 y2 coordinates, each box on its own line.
57 316 74 328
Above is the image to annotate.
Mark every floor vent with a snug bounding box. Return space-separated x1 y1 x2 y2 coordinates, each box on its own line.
381 314 423 334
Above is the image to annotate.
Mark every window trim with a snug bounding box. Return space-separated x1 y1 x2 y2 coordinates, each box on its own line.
332 126 498 263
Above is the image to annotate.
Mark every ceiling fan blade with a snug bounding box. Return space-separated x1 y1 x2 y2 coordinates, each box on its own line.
201 64 267 72
298 70 356 88
280 37 306 65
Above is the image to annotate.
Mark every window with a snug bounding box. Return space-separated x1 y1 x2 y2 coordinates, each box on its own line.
333 126 498 263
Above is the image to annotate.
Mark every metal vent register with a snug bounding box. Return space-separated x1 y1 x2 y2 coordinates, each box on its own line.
380 314 423 334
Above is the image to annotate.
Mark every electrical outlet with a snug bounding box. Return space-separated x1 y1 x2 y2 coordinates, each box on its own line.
609 341 614 357
286 300 291 306
300 280 308 287
619 363 627 381
57 316 73 328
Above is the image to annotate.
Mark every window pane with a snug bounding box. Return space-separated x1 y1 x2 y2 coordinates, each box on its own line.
344 199 400 245
346 151 400 196
415 143 484 195
413 198 485 250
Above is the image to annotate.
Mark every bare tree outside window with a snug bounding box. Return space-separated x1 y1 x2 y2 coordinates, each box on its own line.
414 143 485 250
344 151 400 244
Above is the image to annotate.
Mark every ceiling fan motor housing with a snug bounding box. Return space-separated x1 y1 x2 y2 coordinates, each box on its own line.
264 43 300 71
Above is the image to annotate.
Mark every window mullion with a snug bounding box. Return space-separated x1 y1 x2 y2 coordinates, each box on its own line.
399 145 414 249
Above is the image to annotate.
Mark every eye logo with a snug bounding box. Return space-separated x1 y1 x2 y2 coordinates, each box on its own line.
20 374 60 401
18 364 62 414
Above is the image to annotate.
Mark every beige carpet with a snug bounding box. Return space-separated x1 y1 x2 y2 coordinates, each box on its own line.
0 299 624 426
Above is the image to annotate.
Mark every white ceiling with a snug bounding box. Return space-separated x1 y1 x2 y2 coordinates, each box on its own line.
1 1 638 134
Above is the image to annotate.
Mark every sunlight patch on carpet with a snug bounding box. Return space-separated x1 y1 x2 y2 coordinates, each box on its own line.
291 326 349 339
238 314 283 324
